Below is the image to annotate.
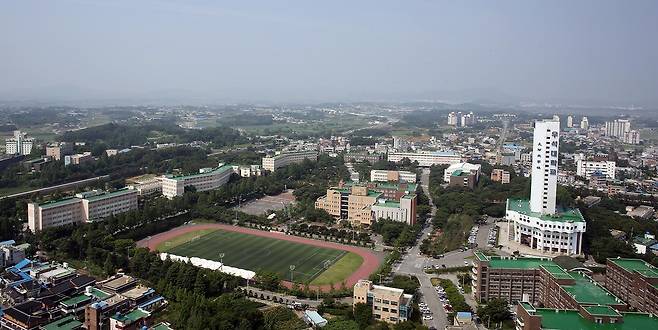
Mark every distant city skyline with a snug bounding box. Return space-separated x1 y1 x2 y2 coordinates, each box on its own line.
1 1 657 107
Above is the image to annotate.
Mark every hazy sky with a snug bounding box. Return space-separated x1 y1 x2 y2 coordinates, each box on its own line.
1 0 657 105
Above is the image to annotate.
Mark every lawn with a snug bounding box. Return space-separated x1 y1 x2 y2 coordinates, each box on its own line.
310 252 363 286
164 229 360 284
156 228 219 252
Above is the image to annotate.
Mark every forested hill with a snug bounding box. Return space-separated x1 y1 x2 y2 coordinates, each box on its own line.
61 122 246 148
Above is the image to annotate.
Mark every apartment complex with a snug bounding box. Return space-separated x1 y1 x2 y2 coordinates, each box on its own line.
5 130 34 155
370 170 417 183
161 164 236 198
605 119 631 138
27 188 138 232
387 151 462 167
315 181 417 226
576 159 616 180
261 150 318 171
605 258 658 316
505 120 586 256
491 169 511 184
447 111 477 127
353 280 413 324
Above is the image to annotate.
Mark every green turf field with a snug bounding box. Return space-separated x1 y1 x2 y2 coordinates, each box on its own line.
165 229 357 284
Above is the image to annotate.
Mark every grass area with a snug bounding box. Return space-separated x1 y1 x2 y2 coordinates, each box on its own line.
430 278 441 286
310 252 363 286
0 185 34 197
65 259 107 278
156 228 218 252
165 229 356 284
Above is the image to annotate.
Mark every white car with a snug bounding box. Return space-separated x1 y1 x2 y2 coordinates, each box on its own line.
423 315 433 321
418 302 428 308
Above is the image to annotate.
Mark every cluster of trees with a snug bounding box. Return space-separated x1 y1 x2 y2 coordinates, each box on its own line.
438 279 471 320
372 219 424 247
60 122 247 149
319 298 427 330
0 146 214 190
288 223 372 245
0 198 24 241
422 163 534 255
477 298 512 328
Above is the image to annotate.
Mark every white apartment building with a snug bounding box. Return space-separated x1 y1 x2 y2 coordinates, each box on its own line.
605 119 631 138
443 162 481 183
5 130 34 155
77 189 139 221
505 119 586 255
623 130 641 145
576 159 616 180
353 280 413 324
370 170 417 183
127 176 163 196
566 115 573 128
27 188 138 232
530 120 560 214
387 151 462 167
161 164 236 198
580 117 589 130
371 196 416 225
262 150 318 171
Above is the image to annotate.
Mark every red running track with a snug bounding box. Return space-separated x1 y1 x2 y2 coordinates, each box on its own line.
136 223 382 292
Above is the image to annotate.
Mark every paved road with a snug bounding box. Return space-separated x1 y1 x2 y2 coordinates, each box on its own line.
392 168 448 329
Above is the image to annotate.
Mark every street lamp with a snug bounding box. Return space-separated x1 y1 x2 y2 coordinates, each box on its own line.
219 252 225 271
289 265 296 282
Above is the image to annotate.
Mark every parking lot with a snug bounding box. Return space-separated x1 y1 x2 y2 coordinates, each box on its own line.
236 190 296 215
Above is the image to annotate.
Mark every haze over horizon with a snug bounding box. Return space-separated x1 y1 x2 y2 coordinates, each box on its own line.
1 0 657 107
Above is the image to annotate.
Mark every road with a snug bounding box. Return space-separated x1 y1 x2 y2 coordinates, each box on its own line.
393 168 448 330
393 169 501 329
0 175 110 199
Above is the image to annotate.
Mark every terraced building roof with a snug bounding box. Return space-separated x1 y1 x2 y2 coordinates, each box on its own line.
507 198 585 223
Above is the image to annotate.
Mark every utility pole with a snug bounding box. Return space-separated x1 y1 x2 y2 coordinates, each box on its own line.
290 265 296 282
219 252 225 271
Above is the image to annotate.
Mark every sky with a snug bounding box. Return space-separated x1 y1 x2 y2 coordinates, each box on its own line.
1 0 657 106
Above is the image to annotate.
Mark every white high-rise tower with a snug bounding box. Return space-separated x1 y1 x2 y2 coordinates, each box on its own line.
529 120 560 215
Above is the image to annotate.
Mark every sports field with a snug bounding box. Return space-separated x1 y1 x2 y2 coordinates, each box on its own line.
160 229 356 284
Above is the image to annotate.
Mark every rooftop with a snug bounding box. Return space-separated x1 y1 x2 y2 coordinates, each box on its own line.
111 308 150 324
60 294 91 307
507 198 585 223
81 188 136 202
608 258 658 279
486 255 556 270
535 309 658 330
165 164 234 181
561 271 620 306
541 264 573 280
37 197 80 209
583 306 621 317
42 315 83 330
87 287 112 300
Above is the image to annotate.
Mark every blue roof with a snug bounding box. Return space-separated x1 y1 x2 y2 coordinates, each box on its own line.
0 240 16 246
457 312 472 318
14 258 32 270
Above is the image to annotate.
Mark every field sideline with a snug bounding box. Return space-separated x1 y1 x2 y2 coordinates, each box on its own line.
137 223 382 291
